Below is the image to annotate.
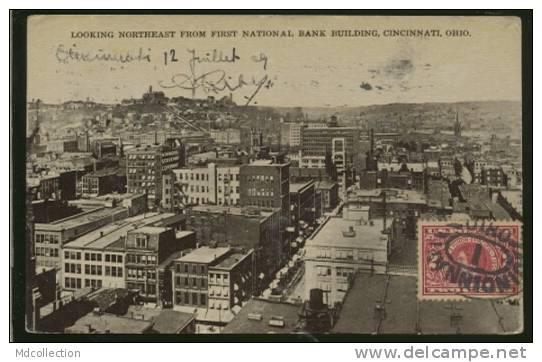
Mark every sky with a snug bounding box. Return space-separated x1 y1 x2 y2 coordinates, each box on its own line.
27 15 522 107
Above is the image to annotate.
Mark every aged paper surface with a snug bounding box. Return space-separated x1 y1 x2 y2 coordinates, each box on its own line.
24 15 523 335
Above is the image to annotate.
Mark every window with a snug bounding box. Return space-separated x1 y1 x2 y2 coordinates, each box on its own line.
201 278 206 288
135 236 147 248
105 254 110 262
105 266 111 276
184 292 189 304
117 255 122 263
184 264 189 273
85 253 90 261
200 293 206 306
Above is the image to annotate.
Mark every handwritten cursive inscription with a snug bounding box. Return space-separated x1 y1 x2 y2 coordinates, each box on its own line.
159 48 273 106
55 44 152 64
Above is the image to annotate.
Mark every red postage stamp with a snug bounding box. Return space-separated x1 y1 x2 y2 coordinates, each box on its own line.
418 220 522 300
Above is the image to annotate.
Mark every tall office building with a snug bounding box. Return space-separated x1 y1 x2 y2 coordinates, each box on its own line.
126 142 185 208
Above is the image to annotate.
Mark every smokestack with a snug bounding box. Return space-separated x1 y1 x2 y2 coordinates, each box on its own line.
382 191 387 232
370 129 374 158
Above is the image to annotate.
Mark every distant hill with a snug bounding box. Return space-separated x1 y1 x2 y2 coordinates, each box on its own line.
270 100 522 140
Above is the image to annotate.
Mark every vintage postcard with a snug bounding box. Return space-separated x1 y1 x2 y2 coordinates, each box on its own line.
15 13 526 337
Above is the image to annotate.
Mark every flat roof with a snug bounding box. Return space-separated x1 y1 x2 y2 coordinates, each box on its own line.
190 205 277 218
290 181 313 193
306 217 387 250
332 274 522 334
222 298 302 334
66 313 152 334
64 212 175 250
210 251 252 270
177 246 230 264
315 180 337 190
36 206 127 230
125 306 195 334
347 188 426 204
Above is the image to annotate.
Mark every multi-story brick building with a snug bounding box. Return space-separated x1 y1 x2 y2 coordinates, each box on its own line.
172 246 253 321
300 126 363 173
289 181 316 231
34 206 129 270
162 163 241 210
61 212 193 293
173 246 231 309
239 160 290 219
125 224 196 303
80 168 124 197
185 205 282 277
126 142 185 208
481 165 507 188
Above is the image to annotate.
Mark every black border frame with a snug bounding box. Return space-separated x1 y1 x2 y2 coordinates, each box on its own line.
10 9 533 343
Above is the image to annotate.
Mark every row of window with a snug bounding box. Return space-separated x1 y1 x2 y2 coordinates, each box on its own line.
126 254 156 264
126 268 156 280
35 233 60 244
178 173 210 181
127 154 157 160
35 247 59 257
105 266 123 277
175 291 207 307
209 273 229 285
175 276 207 289
65 263 82 274
246 188 275 197
176 263 206 275
64 278 103 289
64 251 82 260
245 175 274 182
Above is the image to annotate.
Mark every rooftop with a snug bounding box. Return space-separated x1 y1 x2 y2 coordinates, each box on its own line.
125 306 195 334
177 246 231 264
315 180 337 190
64 212 175 250
347 188 426 205
290 181 314 194
306 217 387 250
332 274 522 334
66 313 153 334
190 205 278 219
83 168 119 177
221 298 302 334
36 206 127 230
210 251 252 270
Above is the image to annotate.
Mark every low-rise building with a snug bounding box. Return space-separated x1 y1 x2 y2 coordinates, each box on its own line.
304 208 389 307
186 205 282 279
35 206 130 270
81 168 124 197
61 212 190 292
